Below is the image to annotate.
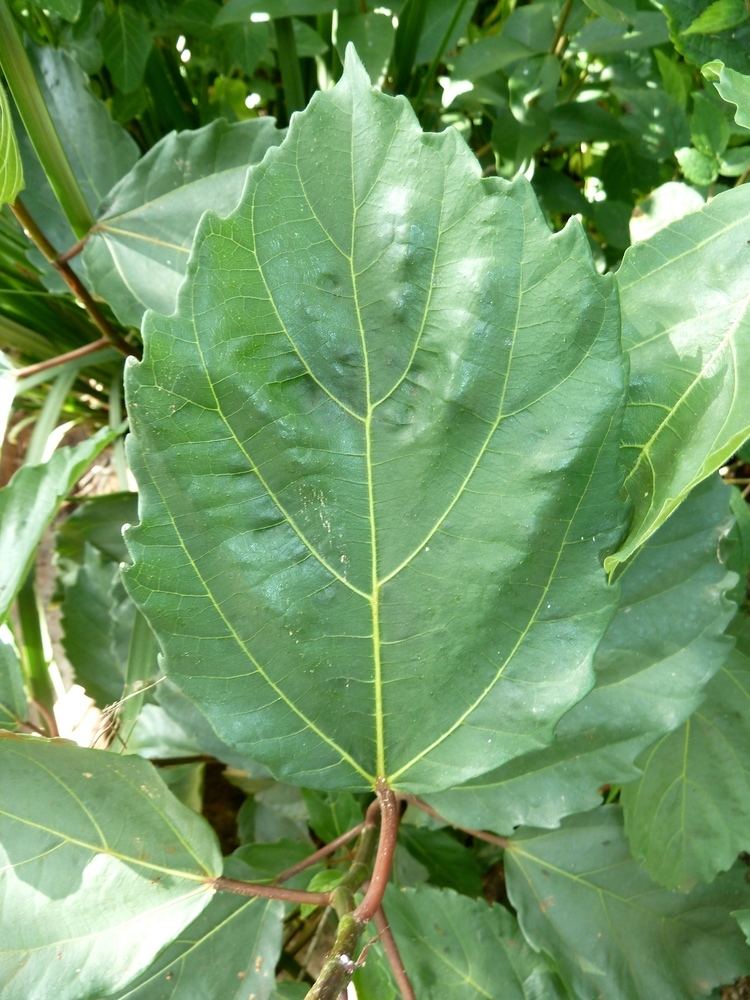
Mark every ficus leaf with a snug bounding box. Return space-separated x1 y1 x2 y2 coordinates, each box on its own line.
0 735 221 1000
425 476 737 833
505 806 750 1000
125 48 626 793
83 118 284 327
606 185 750 573
382 884 565 998
107 858 283 1000
622 618 750 889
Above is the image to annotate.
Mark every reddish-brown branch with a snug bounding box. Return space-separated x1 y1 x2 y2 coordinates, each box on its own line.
406 795 510 848
57 233 89 263
14 338 111 378
211 876 330 906
354 781 399 922
11 200 137 359
374 906 416 1000
275 821 365 884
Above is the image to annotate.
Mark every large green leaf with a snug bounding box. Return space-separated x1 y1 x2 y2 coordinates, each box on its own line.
125 50 626 793
382 884 565 998
0 629 27 730
83 118 283 327
101 6 152 94
0 734 221 1000
622 619 750 889
0 427 115 621
107 857 283 1000
506 806 750 1000
0 81 23 207
17 46 138 283
606 185 750 572
426 476 737 832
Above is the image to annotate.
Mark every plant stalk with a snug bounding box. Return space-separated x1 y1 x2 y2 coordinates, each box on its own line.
0 1 93 238
374 907 416 1000
10 200 136 358
212 878 331 906
16 573 57 734
307 783 400 999
13 338 111 379
274 17 306 121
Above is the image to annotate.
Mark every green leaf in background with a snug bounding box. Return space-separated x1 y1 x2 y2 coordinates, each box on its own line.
683 0 748 35
704 60 750 129
125 49 626 793
383 884 565 998
108 857 283 1000
335 13 395 84
0 427 115 621
17 46 138 277
0 735 221 1000
213 0 336 24
398 825 483 896
606 185 750 573
660 0 750 71
0 629 27 730
506 806 750 1000
101 6 153 94
56 491 137 566
0 81 23 207
83 118 283 326
60 543 130 706
30 0 83 21
622 619 750 889
426 476 736 832
301 787 362 843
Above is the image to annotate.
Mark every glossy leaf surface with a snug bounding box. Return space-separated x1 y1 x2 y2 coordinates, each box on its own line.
83 118 283 326
427 476 736 832
384 884 565 998
607 186 750 572
506 807 750 1000
622 619 750 889
125 50 626 793
0 735 221 1000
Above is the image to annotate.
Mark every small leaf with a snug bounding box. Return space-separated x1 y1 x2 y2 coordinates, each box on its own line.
506 806 750 1000
0 735 221 1000
0 81 23 207
125 48 627 794
83 118 283 326
301 788 362 843
0 428 116 621
704 59 750 129
107 856 282 999
398 825 483 896
622 620 750 889
60 543 129 706
57 491 137 566
606 185 750 572
383 884 565 998
683 0 748 35
101 6 152 94
0 629 27 730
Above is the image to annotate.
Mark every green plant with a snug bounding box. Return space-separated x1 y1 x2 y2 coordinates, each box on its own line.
1 1 750 997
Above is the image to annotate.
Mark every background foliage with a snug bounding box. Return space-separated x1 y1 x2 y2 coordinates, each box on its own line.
1 0 750 996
